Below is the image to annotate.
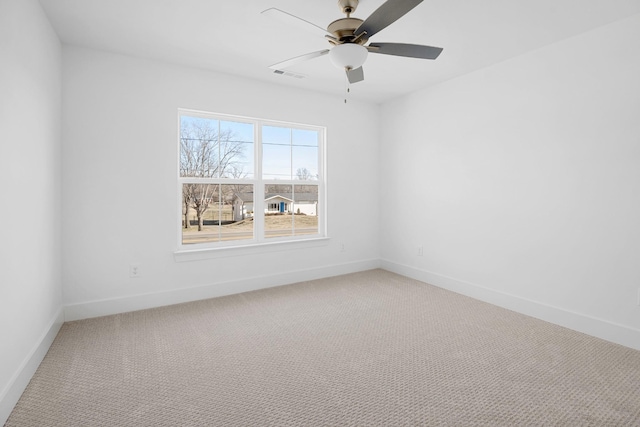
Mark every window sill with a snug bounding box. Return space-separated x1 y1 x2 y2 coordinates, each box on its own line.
173 237 331 262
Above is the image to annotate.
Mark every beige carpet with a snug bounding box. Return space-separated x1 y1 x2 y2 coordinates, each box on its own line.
6 270 640 426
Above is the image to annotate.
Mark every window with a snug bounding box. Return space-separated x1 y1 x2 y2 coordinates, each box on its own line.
178 110 325 249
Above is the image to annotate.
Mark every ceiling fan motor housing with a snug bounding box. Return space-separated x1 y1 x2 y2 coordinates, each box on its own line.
327 18 366 43
331 0 368 44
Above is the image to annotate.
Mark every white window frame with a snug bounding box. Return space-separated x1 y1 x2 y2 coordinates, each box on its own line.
176 108 327 252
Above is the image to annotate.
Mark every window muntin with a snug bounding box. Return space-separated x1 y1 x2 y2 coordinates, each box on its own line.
263 184 319 239
178 110 325 249
181 184 254 245
180 116 254 179
262 126 319 180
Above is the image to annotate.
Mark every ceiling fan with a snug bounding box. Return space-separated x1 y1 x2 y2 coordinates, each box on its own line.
262 0 443 84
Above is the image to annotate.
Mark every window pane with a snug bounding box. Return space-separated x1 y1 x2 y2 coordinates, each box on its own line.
180 116 219 178
180 116 254 179
262 143 291 180
220 184 254 241
264 184 293 238
263 125 291 145
220 120 254 179
294 185 318 236
262 126 319 181
182 183 253 245
293 145 318 180
262 125 291 179
292 129 318 147
293 129 318 180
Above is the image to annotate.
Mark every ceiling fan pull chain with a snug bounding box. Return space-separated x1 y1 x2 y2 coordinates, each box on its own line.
344 71 351 104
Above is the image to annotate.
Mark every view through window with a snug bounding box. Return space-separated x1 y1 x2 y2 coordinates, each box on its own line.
179 110 324 247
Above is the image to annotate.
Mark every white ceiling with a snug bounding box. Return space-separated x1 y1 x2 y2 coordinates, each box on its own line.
38 0 640 104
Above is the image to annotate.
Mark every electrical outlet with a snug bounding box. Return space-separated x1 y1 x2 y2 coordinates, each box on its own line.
417 246 423 256
340 243 346 252
637 288 640 306
129 264 141 278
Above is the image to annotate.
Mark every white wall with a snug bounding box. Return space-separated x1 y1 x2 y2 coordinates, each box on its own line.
380 14 640 348
0 0 63 422
62 46 380 318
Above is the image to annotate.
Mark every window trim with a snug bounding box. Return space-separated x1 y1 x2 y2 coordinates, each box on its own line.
173 237 331 262
176 108 327 253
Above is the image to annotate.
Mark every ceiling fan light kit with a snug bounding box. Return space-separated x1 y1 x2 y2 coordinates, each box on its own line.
264 0 443 87
329 43 368 70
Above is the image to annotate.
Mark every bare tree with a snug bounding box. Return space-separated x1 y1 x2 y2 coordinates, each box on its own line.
182 187 192 229
296 167 312 180
180 118 246 231
226 165 250 195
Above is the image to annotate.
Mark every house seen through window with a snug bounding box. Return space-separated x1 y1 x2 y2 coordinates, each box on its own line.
178 110 325 247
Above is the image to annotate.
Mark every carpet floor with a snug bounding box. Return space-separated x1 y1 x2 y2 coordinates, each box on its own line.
6 269 640 426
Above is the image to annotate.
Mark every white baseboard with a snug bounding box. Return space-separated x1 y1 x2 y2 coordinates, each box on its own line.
0 307 64 426
65 259 382 321
381 259 640 351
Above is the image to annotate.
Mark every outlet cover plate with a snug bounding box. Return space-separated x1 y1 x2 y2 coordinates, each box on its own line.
129 264 141 278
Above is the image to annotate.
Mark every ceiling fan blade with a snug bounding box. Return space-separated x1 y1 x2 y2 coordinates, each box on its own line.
355 0 423 39
346 66 365 84
262 8 331 39
268 49 330 70
367 43 443 59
